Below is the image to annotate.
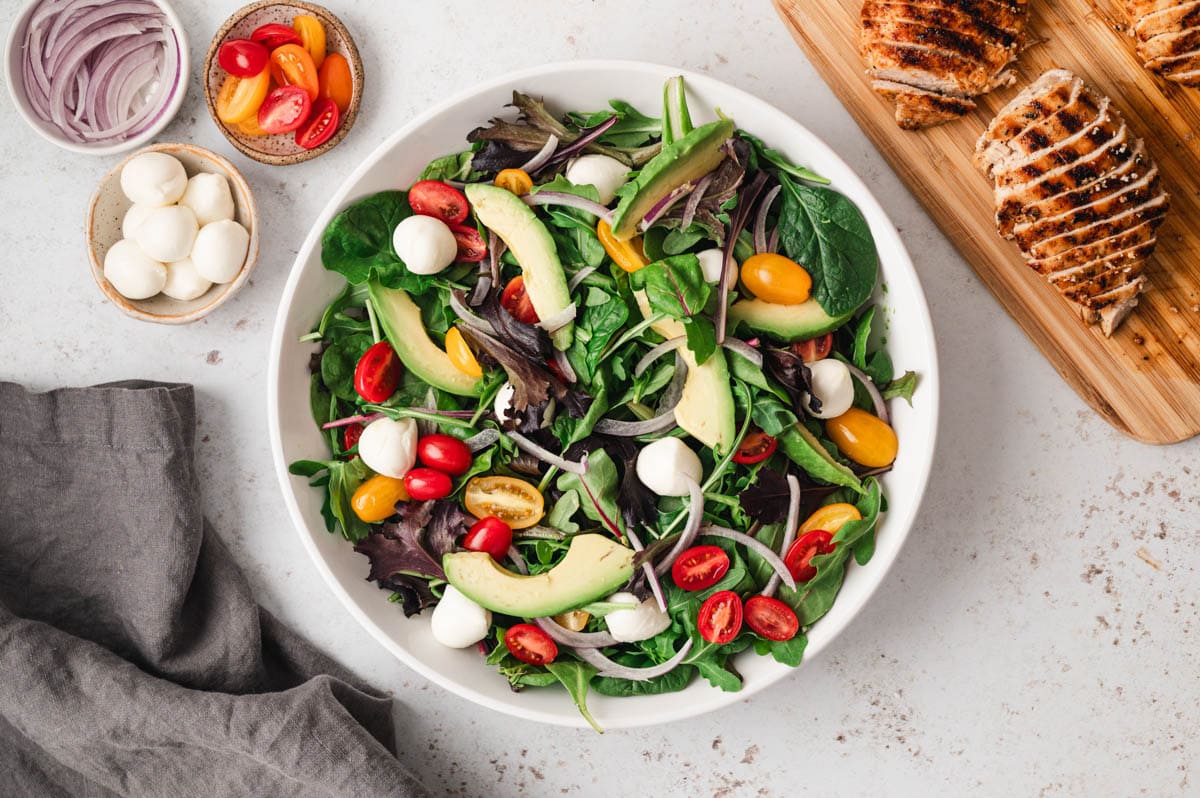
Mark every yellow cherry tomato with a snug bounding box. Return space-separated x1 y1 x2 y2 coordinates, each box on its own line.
445 326 483 378
554 610 590 631
351 474 410 523
236 115 269 136
825 408 898 468
799 502 862 535
740 252 813 305
597 219 647 273
215 67 270 124
292 14 326 68
494 168 533 195
464 476 544 529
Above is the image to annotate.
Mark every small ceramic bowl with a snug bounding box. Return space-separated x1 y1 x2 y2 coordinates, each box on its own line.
3 0 190 156
86 142 260 324
203 0 363 165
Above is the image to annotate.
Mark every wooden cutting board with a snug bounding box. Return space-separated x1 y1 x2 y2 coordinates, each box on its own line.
774 0 1200 444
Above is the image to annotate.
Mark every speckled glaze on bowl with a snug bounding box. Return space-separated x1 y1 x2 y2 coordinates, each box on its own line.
86 142 259 324
203 0 363 165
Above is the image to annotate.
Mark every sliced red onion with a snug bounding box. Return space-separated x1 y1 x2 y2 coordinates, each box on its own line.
593 409 677 437
507 546 529 575
449 289 495 334
704 521 797 594
505 431 589 475
567 265 599 293
523 191 614 224
716 172 769 344
754 185 782 255
639 179 697 230
767 226 780 254
552 348 577 384
532 616 617 648
720 338 762 367
546 115 619 165
679 173 713 232
464 428 500 453
321 412 384 430
624 525 668 614
570 639 694 680
634 336 685 377
762 475 801 597
653 477 705 576
844 362 890 425
535 302 577 335
519 133 559 174
486 232 504 290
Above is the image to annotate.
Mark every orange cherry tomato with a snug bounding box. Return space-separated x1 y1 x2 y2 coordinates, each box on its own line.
597 219 647 273
317 52 353 112
215 66 270 124
799 502 862 536
292 14 327 68
351 474 409 522
445 326 483 378
740 252 813 305
825 408 898 468
494 168 533 195
269 43 319 100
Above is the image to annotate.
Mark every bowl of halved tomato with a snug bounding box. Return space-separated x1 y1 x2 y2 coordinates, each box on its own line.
203 0 362 165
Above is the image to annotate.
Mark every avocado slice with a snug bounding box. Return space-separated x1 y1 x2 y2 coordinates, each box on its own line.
443 533 633 617
610 119 735 241
367 280 480 396
464 183 574 350
728 297 853 342
778 425 863 493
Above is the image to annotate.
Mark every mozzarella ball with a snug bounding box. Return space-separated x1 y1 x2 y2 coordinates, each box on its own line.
493 381 554 428
103 239 166 300
179 172 235 226
190 219 249 283
603 591 671 643
358 417 418 479
565 154 629 205
161 258 213 301
803 358 855 419
695 248 738 285
430 585 492 648
636 437 703 497
392 215 457 275
132 204 198 263
121 204 155 239
119 151 187 206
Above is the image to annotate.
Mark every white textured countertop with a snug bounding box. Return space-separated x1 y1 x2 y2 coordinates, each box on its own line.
3 0 1198 795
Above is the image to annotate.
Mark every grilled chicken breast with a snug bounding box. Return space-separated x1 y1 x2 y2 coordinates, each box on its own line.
1127 0 1200 84
975 69 1169 335
860 0 1029 129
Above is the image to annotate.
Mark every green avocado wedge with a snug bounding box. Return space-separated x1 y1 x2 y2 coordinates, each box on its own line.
367 280 481 396
728 297 853 342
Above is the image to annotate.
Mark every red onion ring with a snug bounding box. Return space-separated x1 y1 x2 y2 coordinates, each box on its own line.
570 639 694 680
623 525 668 614
762 475 801 597
844 362 890 425
634 336 685 377
519 134 559 174
522 191 614 225
653 477 705 576
504 431 589 475
720 337 763 368
532 616 617 648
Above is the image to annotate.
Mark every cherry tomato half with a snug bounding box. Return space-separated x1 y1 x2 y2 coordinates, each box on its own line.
744 596 800 641
494 168 533 195
671 545 730 591
791 332 833 363
317 52 353 112
451 224 488 262
215 67 270 125
505 623 558 665
250 23 302 50
417 434 473 476
269 43 319 100
295 97 340 150
463 476 544 529
257 85 312 134
408 180 470 225
500 275 539 324
218 39 269 78
342 423 364 457
463 516 513 561
404 468 453 501
740 252 813 306
353 341 401 403
784 529 835 583
732 428 777 465
697 590 743 644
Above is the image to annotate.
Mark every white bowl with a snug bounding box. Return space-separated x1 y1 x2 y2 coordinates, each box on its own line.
4 0 189 156
268 60 940 730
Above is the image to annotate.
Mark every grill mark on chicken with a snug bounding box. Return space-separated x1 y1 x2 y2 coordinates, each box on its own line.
1134 0 1200 37
871 80 979 129
1018 143 1150 223
1028 219 1160 275
1013 172 1162 246
862 2 1024 46
1127 0 1200 84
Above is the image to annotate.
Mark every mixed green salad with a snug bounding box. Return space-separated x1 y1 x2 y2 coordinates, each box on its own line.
290 77 917 730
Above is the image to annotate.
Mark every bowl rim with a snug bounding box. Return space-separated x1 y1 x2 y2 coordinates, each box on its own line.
3 0 191 157
267 59 941 728
85 141 261 325
202 0 363 166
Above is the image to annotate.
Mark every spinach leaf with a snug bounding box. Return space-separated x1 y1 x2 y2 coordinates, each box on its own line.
534 176 607 268
566 287 629 385
418 151 473 182
768 633 808 667
544 661 602 733
682 316 716 364
592 666 692 696
321 191 439 295
628 254 710 320
883 371 918 404
320 333 372 401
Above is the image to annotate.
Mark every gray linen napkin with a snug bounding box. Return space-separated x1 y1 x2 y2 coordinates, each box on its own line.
0 381 430 798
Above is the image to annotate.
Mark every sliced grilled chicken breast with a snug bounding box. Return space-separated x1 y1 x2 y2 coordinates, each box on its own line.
975 69 1170 335
1127 0 1200 84
860 0 1028 129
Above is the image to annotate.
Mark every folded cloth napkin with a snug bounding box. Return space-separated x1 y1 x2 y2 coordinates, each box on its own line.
0 381 429 798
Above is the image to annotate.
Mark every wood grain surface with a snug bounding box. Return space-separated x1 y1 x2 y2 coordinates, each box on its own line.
774 0 1200 444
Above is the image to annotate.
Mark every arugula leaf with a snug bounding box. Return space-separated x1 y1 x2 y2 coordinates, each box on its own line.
298 456 371 542
322 191 438 294
546 490 582 534
883 371 918 404
768 633 809 666
418 151 473 182
682 316 716 363
592 666 692 696
545 661 602 733
738 130 830 185
556 448 623 538
320 333 372 402
852 306 875 371
568 99 662 148
628 254 711 320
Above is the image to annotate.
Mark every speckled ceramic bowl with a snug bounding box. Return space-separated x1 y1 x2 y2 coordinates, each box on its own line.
86 142 260 324
203 0 363 165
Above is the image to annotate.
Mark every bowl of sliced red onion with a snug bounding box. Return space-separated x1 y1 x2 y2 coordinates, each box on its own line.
5 0 188 155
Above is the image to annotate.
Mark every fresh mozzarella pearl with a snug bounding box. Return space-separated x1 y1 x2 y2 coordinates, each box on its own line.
179 172 235 226
190 219 249 283
636 437 702 497
161 258 213 301
493 382 554 427
357 417 418 479
603 591 671 643
695 248 737 285
803 358 855 419
121 204 155 239
133 204 198 263
119 151 187 206
564 154 629 204
430 585 492 648
392 215 457 275
103 239 166 300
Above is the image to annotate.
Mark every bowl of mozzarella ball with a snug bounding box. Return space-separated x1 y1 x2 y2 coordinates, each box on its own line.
86 142 259 323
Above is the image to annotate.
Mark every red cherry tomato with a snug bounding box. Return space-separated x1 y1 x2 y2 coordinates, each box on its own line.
504 623 558 665
250 23 302 49
500 275 539 324
403 468 453 501
463 516 513 561
450 224 488 262
257 85 312 134
744 595 800 641
417 434 473 476
295 97 340 150
784 529 836 583
353 341 401 403
218 38 269 78
791 332 833 363
732 428 777 465
342 423 364 457
408 180 470 225
697 590 743 644
670 545 730 591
